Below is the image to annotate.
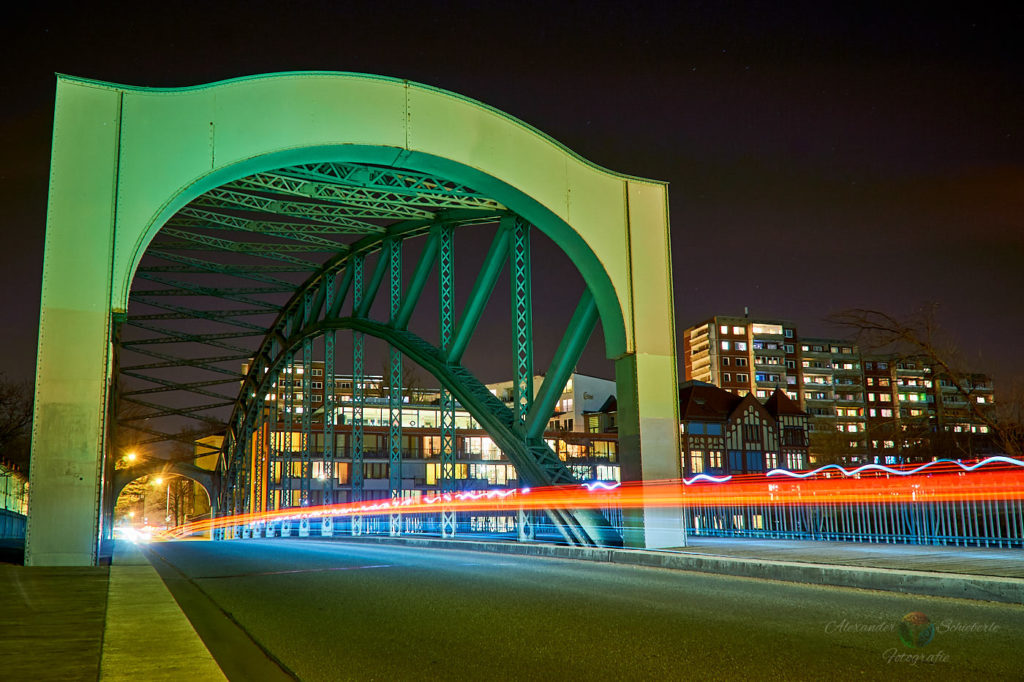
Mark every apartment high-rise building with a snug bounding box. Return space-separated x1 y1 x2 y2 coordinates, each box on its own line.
683 314 997 462
683 315 801 402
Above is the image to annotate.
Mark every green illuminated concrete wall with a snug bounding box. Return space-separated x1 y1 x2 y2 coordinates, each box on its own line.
29 72 682 564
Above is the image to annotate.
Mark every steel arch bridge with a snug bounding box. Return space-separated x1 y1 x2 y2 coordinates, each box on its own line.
28 72 682 566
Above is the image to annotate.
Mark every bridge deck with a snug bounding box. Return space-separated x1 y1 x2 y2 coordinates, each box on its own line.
2 537 1021 679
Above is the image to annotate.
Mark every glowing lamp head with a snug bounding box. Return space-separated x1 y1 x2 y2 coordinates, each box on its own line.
126 452 137 462
153 477 164 485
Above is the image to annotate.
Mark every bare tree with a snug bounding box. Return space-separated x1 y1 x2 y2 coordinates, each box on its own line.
0 374 33 474
827 305 1018 456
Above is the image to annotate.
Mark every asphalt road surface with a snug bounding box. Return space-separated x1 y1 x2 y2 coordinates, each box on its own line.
149 538 1024 681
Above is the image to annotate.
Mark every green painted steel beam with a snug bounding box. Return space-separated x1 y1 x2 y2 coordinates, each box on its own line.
392 229 439 330
326 265 354 320
524 290 598 441
447 225 511 363
355 241 391 319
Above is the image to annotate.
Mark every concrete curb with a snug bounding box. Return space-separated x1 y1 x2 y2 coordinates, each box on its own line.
295 535 1024 605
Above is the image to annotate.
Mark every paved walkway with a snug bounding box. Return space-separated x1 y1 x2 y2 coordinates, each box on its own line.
674 536 1024 578
0 541 225 681
100 542 225 681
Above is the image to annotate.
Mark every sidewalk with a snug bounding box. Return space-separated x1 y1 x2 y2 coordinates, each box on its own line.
0 541 225 681
675 536 1024 578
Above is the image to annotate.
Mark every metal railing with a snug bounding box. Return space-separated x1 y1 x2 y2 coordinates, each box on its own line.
0 509 26 540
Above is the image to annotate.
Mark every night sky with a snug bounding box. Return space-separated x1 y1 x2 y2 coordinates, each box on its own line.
2 2 1021 392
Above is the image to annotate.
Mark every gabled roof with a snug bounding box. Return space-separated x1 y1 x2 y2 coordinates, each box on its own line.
593 395 617 414
763 388 806 417
678 381 743 420
727 391 775 424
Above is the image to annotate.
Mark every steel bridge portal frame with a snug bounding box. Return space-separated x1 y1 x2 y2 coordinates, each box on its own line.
29 72 682 565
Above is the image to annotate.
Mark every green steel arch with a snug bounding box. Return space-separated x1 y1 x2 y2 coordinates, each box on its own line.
29 72 681 565
241 316 621 547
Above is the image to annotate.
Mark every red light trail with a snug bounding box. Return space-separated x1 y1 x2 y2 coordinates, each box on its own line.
165 457 1024 539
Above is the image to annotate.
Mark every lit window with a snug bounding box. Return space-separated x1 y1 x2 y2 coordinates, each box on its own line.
689 451 704 473
720 325 729 334
881 409 893 417
735 341 748 351
868 408 877 417
977 396 986 404
732 326 745 335
721 341 730 350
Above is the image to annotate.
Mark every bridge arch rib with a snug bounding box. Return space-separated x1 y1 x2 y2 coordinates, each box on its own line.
29 71 681 566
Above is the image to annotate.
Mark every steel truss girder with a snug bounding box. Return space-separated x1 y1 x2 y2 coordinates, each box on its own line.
193 188 386 233
281 349 295 508
229 173 434 220
121 348 248 378
300 292 313 506
253 415 265 514
118 397 231 425
323 309 336 505
123 321 260 351
388 239 403 510
172 208 354 248
131 283 287 310
144 251 307 284
132 300 275 319
438 224 457 498
274 163 504 209
120 372 236 400
222 220 484 468
120 422 224 447
158 227 335 254
511 217 534 427
351 255 365 503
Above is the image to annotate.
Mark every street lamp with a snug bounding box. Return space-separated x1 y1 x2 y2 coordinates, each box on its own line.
126 451 137 463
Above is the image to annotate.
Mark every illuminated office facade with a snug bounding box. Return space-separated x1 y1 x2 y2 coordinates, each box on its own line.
244 361 621 507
